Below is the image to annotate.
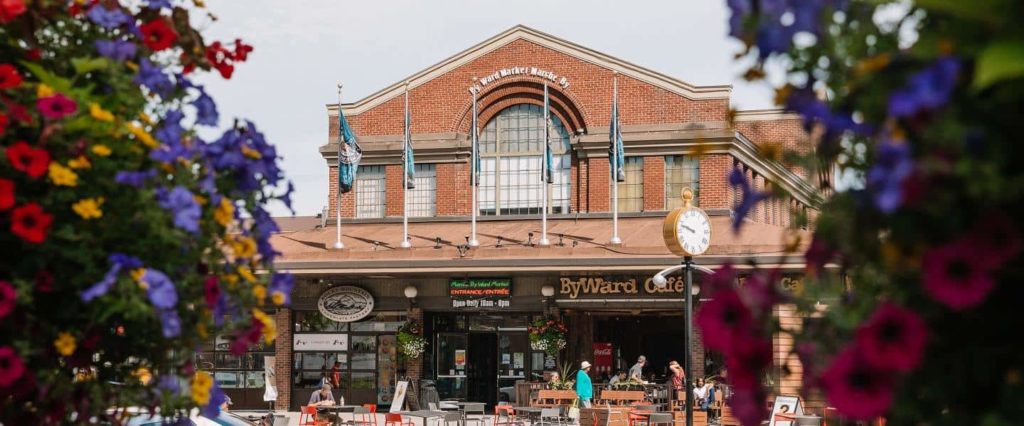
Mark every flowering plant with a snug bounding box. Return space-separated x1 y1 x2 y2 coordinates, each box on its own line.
396 320 427 359
0 1 291 423
528 318 567 356
707 1 1024 425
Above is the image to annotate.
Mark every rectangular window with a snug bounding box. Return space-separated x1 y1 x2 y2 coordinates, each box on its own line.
407 164 436 217
355 165 385 218
617 157 644 212
665 155 700 210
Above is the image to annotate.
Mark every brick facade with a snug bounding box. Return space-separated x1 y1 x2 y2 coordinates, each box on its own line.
274 309 292 410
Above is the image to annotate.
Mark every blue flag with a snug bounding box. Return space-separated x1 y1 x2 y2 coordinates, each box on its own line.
543 84 554 184
403 91 415 189
610 90 625 182
338 107 362 194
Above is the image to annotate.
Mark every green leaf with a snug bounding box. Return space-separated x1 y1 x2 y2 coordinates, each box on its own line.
19 61 73 93
71 57 109 74
913 0 1008 25
974 40 1024 90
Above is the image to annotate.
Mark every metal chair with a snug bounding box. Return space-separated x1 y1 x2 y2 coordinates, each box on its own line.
429 402 441 411
645 413 673 426
363 404 379 426
300 405 330 426
463 403 487 426
385 413 415 426
537 408 564 426
443 412 464 426
345 406 375 426
493 405 518 426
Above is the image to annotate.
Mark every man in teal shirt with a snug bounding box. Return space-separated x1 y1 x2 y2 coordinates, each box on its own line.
576 361 593 407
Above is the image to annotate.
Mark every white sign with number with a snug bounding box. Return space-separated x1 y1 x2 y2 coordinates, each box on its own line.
769 395 802 426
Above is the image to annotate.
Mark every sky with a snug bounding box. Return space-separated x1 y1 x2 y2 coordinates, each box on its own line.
194 0 782 217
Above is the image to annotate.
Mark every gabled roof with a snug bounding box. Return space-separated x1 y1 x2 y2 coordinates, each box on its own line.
331 25 732 115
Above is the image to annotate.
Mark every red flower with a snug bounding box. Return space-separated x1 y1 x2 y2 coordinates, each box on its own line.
24 48 41 62
204 276 220 308
0 346 25 387
6 141 51 178
139 19 178 51
3 98 31 124
0 64 22 89
0 0 26 24
0 111 8 135
855 303 928 372
205 41 235 79
728 387 767 426
922 238 995 310
37 94 77 120
967 212 1023 268
695 289 753 352
804 237 837 278
11 203 53 244
35 270 53 293
724 335 772 389
232 39 253 61
0 179 13 210
0 280 15 319
820 346 894 420
230 317 264 355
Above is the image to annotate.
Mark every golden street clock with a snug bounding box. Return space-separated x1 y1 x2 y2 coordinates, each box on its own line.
663 187 711 256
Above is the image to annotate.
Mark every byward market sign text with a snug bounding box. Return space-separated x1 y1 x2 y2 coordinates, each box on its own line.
470 66 570 94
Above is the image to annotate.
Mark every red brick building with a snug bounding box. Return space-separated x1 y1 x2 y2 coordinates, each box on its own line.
257 26 818 413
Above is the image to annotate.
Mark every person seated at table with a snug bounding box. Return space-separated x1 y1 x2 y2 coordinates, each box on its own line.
309 383 340 424
609 370 627 385
547 371 561 387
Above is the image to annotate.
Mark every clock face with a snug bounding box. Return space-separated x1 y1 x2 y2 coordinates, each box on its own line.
676 208 711 255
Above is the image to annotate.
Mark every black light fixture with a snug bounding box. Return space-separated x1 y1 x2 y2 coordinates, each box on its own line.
558 234 565 246
496 236 503 248
527 232 534 246
434 237 442 249
372 241 380 251
572 240 578 247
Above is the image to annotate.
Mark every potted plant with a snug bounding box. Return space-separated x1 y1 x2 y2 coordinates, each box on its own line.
396 319 427 360
528 318 567 356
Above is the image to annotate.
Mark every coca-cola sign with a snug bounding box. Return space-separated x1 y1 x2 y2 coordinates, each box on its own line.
317 286 374 322
593 342 613 375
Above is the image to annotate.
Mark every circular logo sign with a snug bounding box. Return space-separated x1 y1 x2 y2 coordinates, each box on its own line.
317 286 374 322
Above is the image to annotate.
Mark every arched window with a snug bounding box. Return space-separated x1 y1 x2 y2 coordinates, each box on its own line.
478 104 572 215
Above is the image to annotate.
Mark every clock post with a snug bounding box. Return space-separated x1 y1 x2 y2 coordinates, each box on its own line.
661 187 709 426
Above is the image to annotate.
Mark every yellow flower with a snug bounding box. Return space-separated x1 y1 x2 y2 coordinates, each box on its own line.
237 266 257 283
197 322 208 339
91 144 112 157
134 368 152 385
68 155 92 170
194 195 207 206
252 284 267 303
125 61 138 72
48 163 79 187
214 198 235 226
37 84 55 98
54 332 76 356
191 371 214 405
89 103 115 122
231 236 257 259
240 145 262 160
252 308 277 343
131 268 146 284
72 197 105 220
127 123 158 148
222 273 239 288
272 291 286 306
139 111 153 124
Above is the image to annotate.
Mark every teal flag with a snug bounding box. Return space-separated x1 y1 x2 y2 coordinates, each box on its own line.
610 91 626 182
403 92 415 189
471 90 481 186
543 84 554 184
338 107 362 193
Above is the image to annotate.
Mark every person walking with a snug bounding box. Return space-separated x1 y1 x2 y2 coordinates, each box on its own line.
576 361 594 408
629 355 646 381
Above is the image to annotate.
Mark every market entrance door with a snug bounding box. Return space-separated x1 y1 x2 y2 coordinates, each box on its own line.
467 333 497 405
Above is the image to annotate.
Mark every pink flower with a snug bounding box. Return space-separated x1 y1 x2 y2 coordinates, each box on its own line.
724 334 772 389
728 387 767 426
820 346 894 420
0 346 25 387
36 94 77 120
855 303 928 372
704 263 737 294
0 280 14 318
695 289 752 352
922 238 995 310
737 270 782 315
805 236 837 277
968 212 1022 268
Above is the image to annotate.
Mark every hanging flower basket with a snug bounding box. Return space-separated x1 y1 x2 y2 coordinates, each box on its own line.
397 320 427 359
529 318 567 356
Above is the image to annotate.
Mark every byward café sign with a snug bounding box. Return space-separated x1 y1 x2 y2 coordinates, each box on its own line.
470 66 570 94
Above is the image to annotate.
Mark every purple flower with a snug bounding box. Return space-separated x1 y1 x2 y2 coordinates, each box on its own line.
81 253 144 302
141 269 178 309
888 57 961 118
726 0 752 38
87 5 129 29
154 110 184 146
193 90 218 126
269 273 294 305
146 0 173 9
134 59 175 98
200 383 227 419
729 169 768 233
158 309 181 338
157 186 201 233
158 375 181 394
94 39 137 61
115 169 158 188
866 137 913 213
756 22 793 58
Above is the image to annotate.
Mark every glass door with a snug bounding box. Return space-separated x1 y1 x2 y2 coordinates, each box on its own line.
436 333 468 400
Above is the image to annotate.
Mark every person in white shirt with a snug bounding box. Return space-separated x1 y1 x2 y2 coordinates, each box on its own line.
693 378 715 411
608 370 627 385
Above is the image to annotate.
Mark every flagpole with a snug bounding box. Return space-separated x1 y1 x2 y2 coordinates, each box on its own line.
401 82 412 249
610 72 622 246
333 83 345 250
539 83 551 246
468 79 480 247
